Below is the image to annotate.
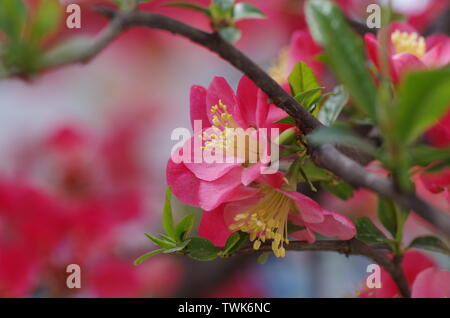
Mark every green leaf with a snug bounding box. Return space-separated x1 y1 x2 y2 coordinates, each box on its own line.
145 233 176 249
163 239 191 253
186 237 219 261
222 232 241 255
318 85 349 126
355 217 388 243
162 186 177 239
294 87 324 110
213 0 234 10
30 0 61 44
134 249 164 265
377 198 397 238
288 62 321 108
0 0 27 39
175 213 195 242
321 181 353 200
306 0 377 118
307 125 378 157
233 3 266 21
159 233 177 244
409 236 450 256
392 67 450 145
257 252 270 264
409 145 450 168
218 26 241 43
273 116 296 124
164 2 211 16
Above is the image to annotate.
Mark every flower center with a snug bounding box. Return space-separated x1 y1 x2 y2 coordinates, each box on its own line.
199 100 261 163
391 30 426 58
269 48 289 84
229 188 291 257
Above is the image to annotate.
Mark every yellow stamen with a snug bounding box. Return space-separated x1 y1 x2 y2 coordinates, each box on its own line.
229 187 292 257
269 47 289 84
391 30 426 58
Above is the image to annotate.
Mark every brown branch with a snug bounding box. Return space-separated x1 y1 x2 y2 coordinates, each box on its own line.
238 239 411 297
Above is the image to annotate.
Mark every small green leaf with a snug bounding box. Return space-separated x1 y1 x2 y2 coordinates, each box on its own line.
409 236 450 256
392 67 450 145
377 198 397 238
318 85 349 126
164 2 211 16
288 62 321 108
0 0 27 40
186 237 219 261
159 233 177 243
294 87 324 110
306 0 377 118
163 239 191 253
175 213 195 242
233 3 266 21
145 233 176 249
257 252 270 264
134 249 164 265
30 0 61 45
218 26 241 43
274 116 296 124
162 186 177 239
222 232 241 255
355 217 388 243
409 145 450 168
307 125 378 157
213 0 234 10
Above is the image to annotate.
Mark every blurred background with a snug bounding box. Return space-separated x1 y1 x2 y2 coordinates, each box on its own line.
0 0 449 297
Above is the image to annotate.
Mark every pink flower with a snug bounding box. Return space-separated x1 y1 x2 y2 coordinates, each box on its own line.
359 250 450 298
167 76 291 211
425 109 450 148
365 22 450 83
199 173 356 257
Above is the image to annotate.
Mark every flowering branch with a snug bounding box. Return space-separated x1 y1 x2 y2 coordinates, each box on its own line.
83 7 450 238
238 238 411 297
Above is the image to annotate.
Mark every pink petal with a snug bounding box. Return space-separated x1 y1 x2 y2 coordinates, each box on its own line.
364 33 380 69
411 268 450 298
392 52 425 82
290 228 316 243
199 205 233 246
190 85 210 132
223 195 263 228
288 29 323 78
166 158 244 211
423 39 450 68
256 172 286 189
241 162 263 186
280 190 324 224
206 77 237 125
235 76 259 128
305 209 356 240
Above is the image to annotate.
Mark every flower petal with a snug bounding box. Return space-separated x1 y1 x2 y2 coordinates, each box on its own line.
206 77 237 124
190 85 210 132
166 158 244 211
290 228 316 243
280 190 324 223
199 205 233 247
305 209 356 240
411 268 450 298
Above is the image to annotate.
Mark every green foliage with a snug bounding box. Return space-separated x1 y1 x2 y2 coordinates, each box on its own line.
321 181 353 200
0 0 27 40
162 187 177 239
408 236 450 256
220 231 248 256
218 26 241 43
30 0 61 45
377 198 398 238
186 237 219 261
318 86 349 126
288 62 322 111
392 67 450 146
233 3 266 21
355 217 388 244
307 125 378 157
306 0 377 118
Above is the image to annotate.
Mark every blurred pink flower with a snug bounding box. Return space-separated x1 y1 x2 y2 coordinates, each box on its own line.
365 22 450 83
359 250 450 298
